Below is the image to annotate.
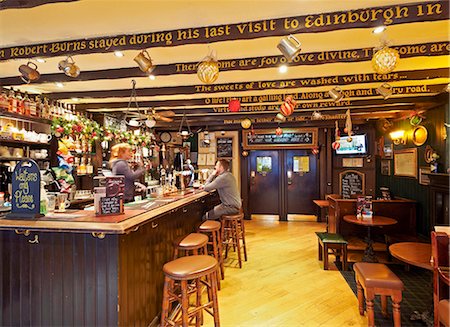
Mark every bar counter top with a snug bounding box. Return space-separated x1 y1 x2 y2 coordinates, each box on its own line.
0 189 211 234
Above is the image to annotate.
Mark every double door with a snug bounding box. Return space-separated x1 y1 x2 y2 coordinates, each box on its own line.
248 149 318 220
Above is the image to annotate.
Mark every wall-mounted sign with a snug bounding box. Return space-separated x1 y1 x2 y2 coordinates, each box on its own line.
243 128 318 150
339 170 365 199
293 156 310 173
6 159 42 219
217 138 233 158
394 148 418 178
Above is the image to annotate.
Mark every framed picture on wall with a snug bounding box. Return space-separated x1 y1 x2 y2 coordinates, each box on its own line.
394 148 418 178
419 166 431 185
383 144 393 159
380 159 391 176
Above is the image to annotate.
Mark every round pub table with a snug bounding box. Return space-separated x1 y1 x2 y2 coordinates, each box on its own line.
389 242 433 327
343 215 397 263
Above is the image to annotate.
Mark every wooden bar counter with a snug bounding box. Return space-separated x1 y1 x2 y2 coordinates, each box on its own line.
0 190 219 326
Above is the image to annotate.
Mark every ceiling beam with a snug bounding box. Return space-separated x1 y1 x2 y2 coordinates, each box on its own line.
42 68 449 100
1 1 447 61
1 41 448 87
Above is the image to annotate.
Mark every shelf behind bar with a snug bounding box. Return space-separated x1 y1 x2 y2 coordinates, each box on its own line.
0 110 52 125
0 138 52 147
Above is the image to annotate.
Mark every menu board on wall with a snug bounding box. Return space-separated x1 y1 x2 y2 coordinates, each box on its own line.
243 128 318 150
217 138 233 158
339 170 365 199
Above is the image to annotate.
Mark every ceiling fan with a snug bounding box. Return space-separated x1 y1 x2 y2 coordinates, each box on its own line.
136 108 175 128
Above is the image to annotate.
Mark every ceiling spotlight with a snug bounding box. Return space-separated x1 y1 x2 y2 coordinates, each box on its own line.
279 65 288 73
71 97 80 102
134 50 155 73
55 82 64 88
58 56 80 78
36 58 46 63
114 51 124 57
149 74 156 80
328 86 343 102
277 35 302 62
372 26 387 34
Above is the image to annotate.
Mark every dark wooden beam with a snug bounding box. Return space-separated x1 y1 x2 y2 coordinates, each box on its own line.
42 68 449 100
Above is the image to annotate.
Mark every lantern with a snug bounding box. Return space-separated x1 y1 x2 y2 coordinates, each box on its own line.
312 147 320 155
332 141 340 150
372 46 399 74
228 98 241 112
197 50 219 84
275 126 283 136
241 118 252 129
280 102 294 117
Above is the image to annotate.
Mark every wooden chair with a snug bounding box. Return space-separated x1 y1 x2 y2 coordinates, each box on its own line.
432 231 449 327
316 232 348 270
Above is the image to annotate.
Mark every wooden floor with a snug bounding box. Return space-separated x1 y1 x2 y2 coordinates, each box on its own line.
204 219 367 326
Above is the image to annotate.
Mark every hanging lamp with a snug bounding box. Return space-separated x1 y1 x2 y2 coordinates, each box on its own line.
177 112 193 140
197 49 219 84
123 79 143 127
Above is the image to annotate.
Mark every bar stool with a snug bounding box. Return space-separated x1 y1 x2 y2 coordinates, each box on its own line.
221 212 247 268
173 233 209 259
161 255 220 327
197 220 225 281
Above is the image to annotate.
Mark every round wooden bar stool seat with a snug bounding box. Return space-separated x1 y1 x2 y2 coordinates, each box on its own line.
173 233 209 259
161 255 221 327
220 212 247 268
198 220 225 285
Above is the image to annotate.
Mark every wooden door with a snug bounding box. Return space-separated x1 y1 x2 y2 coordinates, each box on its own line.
284 150 319 216
248 150 280 216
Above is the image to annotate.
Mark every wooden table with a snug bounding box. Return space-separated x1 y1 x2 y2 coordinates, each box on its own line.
343 215 397 262
313 200 330 226
389 242 433 326
389 242 432 270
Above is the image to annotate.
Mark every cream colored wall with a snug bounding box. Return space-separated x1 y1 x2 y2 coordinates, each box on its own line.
197 131 240 191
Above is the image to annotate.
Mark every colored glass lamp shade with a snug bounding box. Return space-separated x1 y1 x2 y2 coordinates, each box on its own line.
372 46 399 74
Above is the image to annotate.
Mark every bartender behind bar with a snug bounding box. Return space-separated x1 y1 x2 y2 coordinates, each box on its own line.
202 159 241 220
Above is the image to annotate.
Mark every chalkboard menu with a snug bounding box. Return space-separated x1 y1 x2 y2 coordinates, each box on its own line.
100 196 123 216
339 170 365 199
243 128 318 150
7 159 42 219
217 138 233 158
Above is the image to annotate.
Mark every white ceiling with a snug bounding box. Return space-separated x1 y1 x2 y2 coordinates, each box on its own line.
0 0 448 124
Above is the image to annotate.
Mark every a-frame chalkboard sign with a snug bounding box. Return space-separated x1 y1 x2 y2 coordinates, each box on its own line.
6 159 43 219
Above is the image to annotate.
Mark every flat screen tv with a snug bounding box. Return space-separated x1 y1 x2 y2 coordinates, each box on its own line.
335 134 367 155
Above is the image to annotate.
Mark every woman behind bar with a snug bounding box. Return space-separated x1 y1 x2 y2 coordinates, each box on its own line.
109 143 144 203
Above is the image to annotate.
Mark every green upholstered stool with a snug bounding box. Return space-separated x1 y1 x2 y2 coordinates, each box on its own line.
316 232 348 271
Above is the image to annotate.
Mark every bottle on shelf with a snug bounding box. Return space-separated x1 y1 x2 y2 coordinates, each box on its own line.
35 95 42 117
0 89 8 111
42 97 50 119
8 89 17 113
16 92 24 115
23 92 31 116
86 157 93 174
30 95 38 117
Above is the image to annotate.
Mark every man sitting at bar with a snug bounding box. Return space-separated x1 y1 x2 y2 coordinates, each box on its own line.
202 159 241 220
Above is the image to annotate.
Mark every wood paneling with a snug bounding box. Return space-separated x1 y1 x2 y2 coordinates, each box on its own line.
0 192 219 326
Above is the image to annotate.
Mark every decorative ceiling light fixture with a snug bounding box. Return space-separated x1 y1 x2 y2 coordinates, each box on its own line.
58 56 80 78
114 51 124 57
177 112 193 140
228 98 241 112
197 49 219 84
328 87 343 102
277 35 302 62
372 37 399 75
18 61 41 83
134 50 155 74
241 117 252 129
123 79 143 127
376 83 393 100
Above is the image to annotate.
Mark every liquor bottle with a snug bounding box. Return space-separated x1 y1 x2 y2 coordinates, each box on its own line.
86 157 93 174
35 95 42 117
16 92 24 115
23 92 31 116
42 97 50 119
8 89 17 113
49 100 56 119
30 95 37 117
0 89 8 111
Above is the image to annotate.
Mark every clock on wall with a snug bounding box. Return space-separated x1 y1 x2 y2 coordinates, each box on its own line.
159 132 172 143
